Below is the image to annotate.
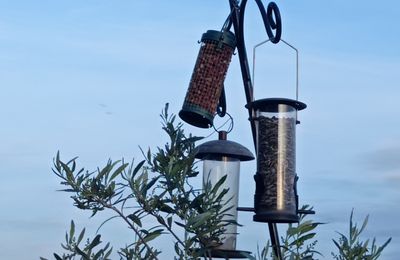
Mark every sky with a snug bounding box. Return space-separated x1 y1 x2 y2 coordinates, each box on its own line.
0 0 399 259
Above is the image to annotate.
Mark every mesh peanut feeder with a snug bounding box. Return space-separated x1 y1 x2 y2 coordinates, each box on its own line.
179 30 236 128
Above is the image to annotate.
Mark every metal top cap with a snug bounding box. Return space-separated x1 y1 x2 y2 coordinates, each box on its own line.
246 98 307 112
201 30 236 49
194 131 254 161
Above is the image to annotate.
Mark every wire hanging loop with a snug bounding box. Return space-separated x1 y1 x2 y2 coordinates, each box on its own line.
252 38 299 101
212 112 234 134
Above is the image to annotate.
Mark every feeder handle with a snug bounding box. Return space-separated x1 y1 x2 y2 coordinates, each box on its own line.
212 111 234 134
252 38 300 101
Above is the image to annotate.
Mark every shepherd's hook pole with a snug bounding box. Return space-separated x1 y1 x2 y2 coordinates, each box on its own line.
227 0 283 259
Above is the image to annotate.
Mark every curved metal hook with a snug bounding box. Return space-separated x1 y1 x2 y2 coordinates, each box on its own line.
216 85 227 117
227 2 284 259
259 1 282 43
239 0 282 47
227 0 283 149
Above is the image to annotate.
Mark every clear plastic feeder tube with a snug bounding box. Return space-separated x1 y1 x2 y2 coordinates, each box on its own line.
202 156 240 250
247 98 306 223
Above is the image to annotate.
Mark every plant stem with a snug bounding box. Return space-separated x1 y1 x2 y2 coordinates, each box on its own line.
150 212 185 248
184 214 188 260
101 201 159 260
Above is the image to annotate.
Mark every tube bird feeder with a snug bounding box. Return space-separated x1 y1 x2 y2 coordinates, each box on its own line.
194 131 254 256
247 98 306 223
179 30 236 128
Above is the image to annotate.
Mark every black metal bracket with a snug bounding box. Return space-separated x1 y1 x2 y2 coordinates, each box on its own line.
298 209 316 215
227 0 283 259
238 207 316 215
217 85 227 117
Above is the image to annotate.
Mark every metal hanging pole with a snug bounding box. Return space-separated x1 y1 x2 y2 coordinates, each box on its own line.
228 0 283 259
228 0 257 148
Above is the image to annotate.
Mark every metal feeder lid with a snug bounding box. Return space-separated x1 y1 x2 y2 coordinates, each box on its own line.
201 30 236 48
194 131 254 161
246 98 307 112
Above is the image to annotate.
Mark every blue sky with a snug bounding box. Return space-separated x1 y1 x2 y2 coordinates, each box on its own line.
0 0 399 259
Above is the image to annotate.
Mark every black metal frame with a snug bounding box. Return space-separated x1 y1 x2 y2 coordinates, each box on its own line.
226 0 283 258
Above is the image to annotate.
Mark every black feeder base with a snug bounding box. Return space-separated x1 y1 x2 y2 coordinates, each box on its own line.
179 105 213 128
208 249 252 259
253 211 299 223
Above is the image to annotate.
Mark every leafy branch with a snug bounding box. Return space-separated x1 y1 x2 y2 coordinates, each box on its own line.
40 220 112 260
46 104 392 260
52 154 160 259
47 104 237 260
251 205 322 260
332 209 392 260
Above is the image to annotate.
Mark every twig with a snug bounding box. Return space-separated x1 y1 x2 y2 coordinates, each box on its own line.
101 201 159 260
150 212 185 249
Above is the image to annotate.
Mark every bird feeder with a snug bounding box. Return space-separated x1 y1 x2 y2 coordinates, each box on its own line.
179 30 236 128
247 98 306 223
194 131 254 255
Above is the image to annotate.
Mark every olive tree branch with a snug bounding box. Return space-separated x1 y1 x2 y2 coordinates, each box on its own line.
100 201 159 260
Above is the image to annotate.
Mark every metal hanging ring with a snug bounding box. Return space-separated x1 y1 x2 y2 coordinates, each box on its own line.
212 112 234 134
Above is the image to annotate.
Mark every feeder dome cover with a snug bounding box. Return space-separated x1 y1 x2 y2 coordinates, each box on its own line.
247 98 307 112
194 137 254 161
